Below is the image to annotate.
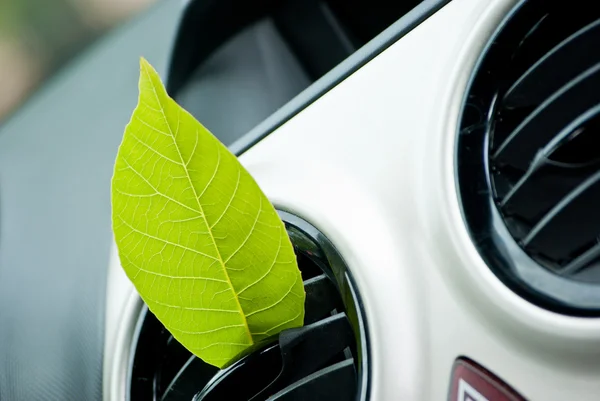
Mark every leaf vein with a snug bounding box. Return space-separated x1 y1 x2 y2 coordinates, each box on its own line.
237 207 281 295
129 131 182 165
170 324 246 335
193 342 250 352
210 166 241 229
119 158 201 214
198 142 220 199
134 115 170 136
185 128 199 167
254 309 304 336
132 266 228 283
246 273 300 318
117 217 218 260
140 66 252 341
224 195 262 265
145 297 239 313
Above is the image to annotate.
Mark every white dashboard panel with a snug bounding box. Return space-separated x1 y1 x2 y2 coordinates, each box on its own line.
105 0 600 399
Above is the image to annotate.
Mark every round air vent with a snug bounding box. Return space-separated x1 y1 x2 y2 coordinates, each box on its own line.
127 212 369 400
457 0 600 314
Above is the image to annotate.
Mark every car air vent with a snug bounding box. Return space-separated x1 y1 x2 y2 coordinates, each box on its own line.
457 0 600 314
127 212 369 401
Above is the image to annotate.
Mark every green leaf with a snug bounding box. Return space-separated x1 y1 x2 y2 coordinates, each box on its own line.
111 58 305 368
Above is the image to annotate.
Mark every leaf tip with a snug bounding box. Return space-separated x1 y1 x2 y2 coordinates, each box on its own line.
139 56 150 70
138 56 159 79
137 56 165 96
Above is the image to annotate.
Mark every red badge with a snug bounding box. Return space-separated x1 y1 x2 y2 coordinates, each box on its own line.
449 358 526 401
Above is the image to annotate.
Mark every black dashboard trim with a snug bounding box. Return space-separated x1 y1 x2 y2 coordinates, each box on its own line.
165 0 453 157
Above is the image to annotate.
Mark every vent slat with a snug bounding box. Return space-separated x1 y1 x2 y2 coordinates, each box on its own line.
275 313 354 385
159 337 201 397
499 104 600 223
493 62 600 171
192 343 284 401
195 313 354 401
504 18 600 108
499 164 585 225
560 241 600 276
523 170 600 261
162 356 219 401
266 359 356 401
543 103 600 166
303 274 343 325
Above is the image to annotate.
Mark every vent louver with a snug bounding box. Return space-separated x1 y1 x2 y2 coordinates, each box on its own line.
457 0 600 314
127 213 369 400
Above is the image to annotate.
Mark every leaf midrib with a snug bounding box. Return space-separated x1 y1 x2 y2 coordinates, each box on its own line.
141 62 253 344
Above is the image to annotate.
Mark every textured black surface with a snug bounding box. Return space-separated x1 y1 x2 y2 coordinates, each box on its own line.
0 2 181 399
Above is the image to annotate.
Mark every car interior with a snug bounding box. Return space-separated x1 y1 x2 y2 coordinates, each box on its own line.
2 0 600 400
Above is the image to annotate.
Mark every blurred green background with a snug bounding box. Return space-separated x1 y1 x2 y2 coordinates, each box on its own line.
0 0 157 121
